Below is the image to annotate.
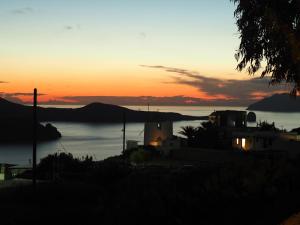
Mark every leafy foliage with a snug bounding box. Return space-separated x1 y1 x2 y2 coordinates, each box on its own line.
179 126 198 140
257 121 280 131
232 0 300 95
179 122 222 148
37 152 93 179
129 150 151 164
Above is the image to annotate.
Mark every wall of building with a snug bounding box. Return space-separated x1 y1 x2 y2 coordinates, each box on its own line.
233 133 300 154
0 164 12 181
232 137 253 151
212 111 247 128
233 136 276 151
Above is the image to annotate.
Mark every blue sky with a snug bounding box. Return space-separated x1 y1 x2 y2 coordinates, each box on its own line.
2 0 277 106
0 0 238 70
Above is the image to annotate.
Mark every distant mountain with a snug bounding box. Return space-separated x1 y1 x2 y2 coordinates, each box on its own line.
0 97 205 123
247 94 300 112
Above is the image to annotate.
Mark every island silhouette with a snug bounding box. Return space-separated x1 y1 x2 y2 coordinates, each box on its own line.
247 93 300 112
0 97 206 123
0 119 61 143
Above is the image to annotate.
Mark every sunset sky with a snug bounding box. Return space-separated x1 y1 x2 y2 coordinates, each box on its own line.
0 0 288 105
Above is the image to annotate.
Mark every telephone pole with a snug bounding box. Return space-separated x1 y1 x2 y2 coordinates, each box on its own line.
33 88 37 189
122 112 126 153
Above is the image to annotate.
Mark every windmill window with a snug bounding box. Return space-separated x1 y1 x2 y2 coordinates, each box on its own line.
157 123 161 129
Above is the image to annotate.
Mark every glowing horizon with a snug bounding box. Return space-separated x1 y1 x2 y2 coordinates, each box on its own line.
0 0 286 105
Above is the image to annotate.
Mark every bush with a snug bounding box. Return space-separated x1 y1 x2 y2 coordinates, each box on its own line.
130 150 151 164
37 152 93 179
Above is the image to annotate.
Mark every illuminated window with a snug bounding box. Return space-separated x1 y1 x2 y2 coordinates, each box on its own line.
157 123 161 129
150 141 159 147
242 138 246 149
236 138 239 145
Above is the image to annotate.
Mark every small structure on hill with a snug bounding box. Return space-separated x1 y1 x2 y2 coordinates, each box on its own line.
209 110 247 128
144 121 173 147
126 140 139 150
0 164 13 181
9 164 32 177
144 121 182 156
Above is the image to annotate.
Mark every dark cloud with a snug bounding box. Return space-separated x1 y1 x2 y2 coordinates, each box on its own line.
64 25 73 30
0 93 272 106
138 32 147 39
63 24 81 31
11 7 34 14
39 99 76 105
0 92 46 104
7 92 46 96
0 81 8 84
141 65 289 102
61 96 200 106
43 95 252 106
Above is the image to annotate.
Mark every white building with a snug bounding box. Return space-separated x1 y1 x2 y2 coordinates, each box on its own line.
144 121 173 147
232 131 300 152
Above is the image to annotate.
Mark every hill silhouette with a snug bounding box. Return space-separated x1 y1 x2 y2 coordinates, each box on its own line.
0 98 205 122
247 94 300 112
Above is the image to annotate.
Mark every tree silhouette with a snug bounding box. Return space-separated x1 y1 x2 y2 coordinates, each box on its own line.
200 121 215 130
232 0 300 95
257 121 279 131
179 126 198 140
179 123 222 148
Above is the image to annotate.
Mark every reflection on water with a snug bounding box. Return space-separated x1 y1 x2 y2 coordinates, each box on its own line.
0 106 299 164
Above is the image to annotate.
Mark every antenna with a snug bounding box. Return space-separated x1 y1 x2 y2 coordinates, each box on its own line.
139 129 144 136
93 154 97 161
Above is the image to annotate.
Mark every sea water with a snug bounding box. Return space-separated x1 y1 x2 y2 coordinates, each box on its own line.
0 106 299 165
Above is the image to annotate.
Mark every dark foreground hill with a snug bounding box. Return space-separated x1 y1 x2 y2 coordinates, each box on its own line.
4 152 300 225
247 93 300 112
0 98 205 122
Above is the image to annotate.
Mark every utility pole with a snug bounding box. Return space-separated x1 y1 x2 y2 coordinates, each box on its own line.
122 112 126 153
33 88 37 190
147 103 150 122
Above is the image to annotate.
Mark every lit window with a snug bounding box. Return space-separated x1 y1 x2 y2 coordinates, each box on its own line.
242 138 246 149
157 123 161 129
236 138 239 145
150 141 159 147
